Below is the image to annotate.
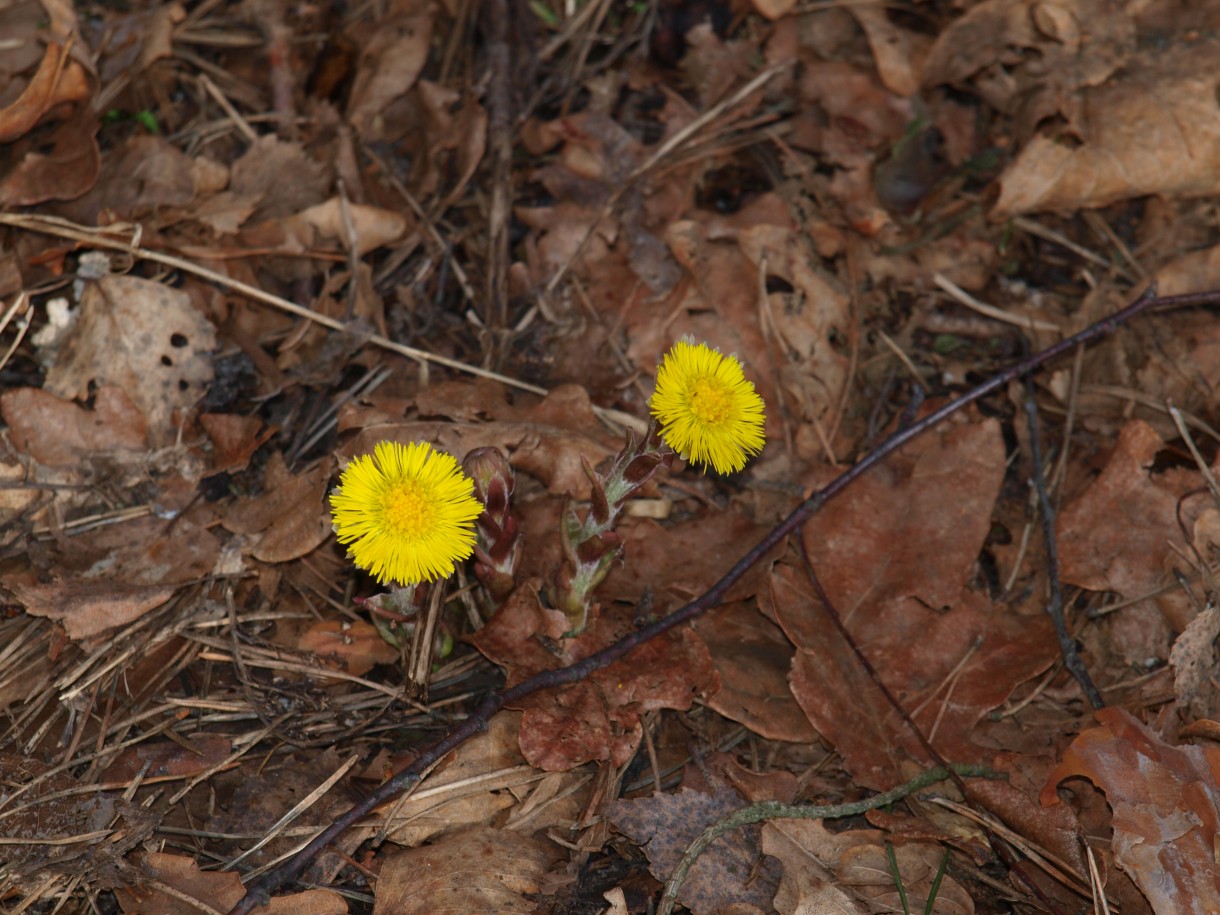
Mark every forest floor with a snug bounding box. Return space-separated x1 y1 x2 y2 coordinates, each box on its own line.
2 0 1220 912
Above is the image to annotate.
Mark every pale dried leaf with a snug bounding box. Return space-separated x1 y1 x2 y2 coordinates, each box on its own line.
371 827 558 914
115 852 345 914
44 275 215 446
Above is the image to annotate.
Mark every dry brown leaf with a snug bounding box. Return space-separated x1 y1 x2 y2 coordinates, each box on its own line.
296 618 400 677
115 852 345 914
371 712 587 847
1041 707 1220 913
992 32 1217 217
10 579 174 641
1170 604 1220 717
765 820 865 914
336 387 614 502
471 583 719 771
748 0 797 21
849 6 928 97
371 826 560 914
1057 420 1198 641
10 514 219 639
101 735 233 783
347 0 434 140
0 0 100 205
409 80 488 205
199 413 272 473
43 274 215 447
293 198 409 255
773 414 1059 789
221 453 331 563
692 600 816 744
1 385 148 465
229 135 329 222
764 819 973 915
611 781 781 913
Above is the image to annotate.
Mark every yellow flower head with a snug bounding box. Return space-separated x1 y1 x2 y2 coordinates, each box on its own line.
330 441 483 586
649 339 766 474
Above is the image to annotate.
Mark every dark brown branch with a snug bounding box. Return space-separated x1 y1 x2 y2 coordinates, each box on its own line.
1022 370 1105 708
230 284 1216 913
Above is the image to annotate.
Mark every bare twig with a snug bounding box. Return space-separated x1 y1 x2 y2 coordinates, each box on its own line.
1022 375 1104 708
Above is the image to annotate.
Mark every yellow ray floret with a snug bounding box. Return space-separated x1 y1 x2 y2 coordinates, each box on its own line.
649 339 766 474
330 440 484 586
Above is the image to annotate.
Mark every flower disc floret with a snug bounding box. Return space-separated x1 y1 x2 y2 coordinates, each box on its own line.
649 339 766 474
330 441 484 585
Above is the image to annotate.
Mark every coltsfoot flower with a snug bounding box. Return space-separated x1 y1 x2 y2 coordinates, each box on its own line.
330 441 483 586
650 339 766 474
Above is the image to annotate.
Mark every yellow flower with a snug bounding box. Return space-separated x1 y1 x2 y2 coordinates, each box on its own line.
650 339 766 474
330 441 483 585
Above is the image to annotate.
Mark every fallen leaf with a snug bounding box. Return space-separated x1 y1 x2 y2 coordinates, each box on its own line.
339 411 619 501
992 30 1217 217
1041 707 1220 914
221 453 331 563
774 413 1056 789
471 582 719 771
1 385 148 465
199 413 272 473
347 0 434 140
102 735 233 782
115 852 345 914
43 274 216 446
371 826 560 914
1170 604 1220 718
764 819 974 914
691 600 816 743
1057 420 1198 639
296 618 400 677
611 781 781 914
10 514 219 640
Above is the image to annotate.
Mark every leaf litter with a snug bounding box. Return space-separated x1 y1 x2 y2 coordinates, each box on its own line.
1 0 1220 912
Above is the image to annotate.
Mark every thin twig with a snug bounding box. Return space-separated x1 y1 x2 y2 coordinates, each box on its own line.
224 284 1204 913
1023 376 1104 709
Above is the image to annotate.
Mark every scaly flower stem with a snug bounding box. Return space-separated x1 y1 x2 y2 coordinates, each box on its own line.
553 428 669 633
230 284 1198 915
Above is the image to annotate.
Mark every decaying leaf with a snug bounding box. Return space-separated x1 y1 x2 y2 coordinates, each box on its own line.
1041 707 1220 913
1057 420 1199 644
43 274 216 447
370 826 559 914
611 781 781 914
114 852 345 914
221 452 331 563
1 385 148 465
0 0 100 205
764 819 974 915
774 414 1056 789
9 514 219 640
473 582 719 771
